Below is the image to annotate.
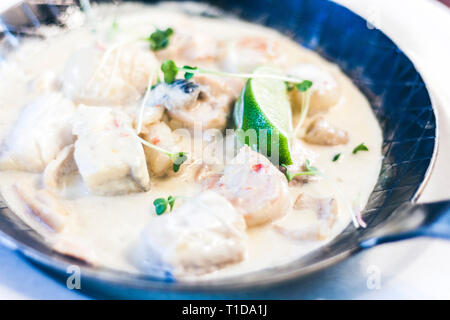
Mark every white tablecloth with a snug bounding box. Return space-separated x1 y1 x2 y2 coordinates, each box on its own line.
0 0 449 299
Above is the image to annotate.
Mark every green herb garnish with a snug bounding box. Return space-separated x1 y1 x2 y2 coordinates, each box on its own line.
153 198 168 215
352 143 369 154
332 153 341 162
146 28 174 51
161 60 178 83
172 152 188 173
281 159 319 183
134 135 188 173
183 65 198 80
282 160 362 229
160 61 199 83
153 195 177 215
285 81 295 91
295 80 313 92
160 60 314 86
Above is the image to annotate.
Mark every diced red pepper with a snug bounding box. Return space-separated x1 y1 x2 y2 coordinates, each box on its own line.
252 163 264 172
151 137 161 145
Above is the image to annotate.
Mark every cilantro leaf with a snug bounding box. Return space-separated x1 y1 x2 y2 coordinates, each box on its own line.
352 143 369 154
332 153 341 162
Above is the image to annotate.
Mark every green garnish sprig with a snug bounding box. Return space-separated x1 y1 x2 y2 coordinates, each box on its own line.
332 153 341 162
134 134 188 173
352 143 369 154
145 28 174 51
281 159 362 229
160 60 313 86
281 160 318 183
153 195 176 215
160 60 198 83
286 80 313 92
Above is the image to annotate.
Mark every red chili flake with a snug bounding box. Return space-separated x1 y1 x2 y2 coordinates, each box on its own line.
151 137 161 145
252 163 264 172
113 119 120 128
120 132 129 137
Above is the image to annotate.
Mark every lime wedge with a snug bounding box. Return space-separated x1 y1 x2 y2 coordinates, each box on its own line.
234 67 293 165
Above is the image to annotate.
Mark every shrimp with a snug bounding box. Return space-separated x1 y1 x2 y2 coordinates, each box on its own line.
213 146 290 227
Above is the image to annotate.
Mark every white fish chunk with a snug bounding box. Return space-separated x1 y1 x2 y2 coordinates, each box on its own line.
73 106 150 195
60 44 158 106
134 191 247 276
0 93 76 172
214 146 290 227
141 122 176 177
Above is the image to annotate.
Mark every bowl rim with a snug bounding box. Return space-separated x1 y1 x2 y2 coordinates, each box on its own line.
0 0 440 294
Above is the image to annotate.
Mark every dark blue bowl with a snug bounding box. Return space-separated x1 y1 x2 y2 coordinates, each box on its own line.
0 0 438 298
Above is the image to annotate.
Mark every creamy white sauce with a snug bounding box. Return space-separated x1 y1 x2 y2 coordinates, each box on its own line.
0 2 382 279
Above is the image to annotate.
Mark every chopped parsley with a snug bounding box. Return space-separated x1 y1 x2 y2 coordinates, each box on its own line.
332 153 341 162
352 143 369 154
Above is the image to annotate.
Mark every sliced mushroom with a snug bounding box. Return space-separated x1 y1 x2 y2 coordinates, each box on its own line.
42 144 77 192
303 116 349 146
14 185 67 232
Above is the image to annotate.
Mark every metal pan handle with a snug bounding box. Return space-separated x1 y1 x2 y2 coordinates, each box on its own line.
359 200 450 249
